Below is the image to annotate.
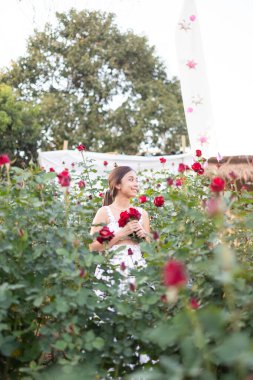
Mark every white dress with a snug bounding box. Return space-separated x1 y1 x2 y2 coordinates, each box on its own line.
95 206 146 290
105 206 146 270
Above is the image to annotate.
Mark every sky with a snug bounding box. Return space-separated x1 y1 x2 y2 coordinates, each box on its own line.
1 0 253 156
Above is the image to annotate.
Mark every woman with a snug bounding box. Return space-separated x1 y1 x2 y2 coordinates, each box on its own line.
90 166 150 272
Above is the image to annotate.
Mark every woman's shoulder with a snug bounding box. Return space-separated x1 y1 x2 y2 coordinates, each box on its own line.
95 206 108 216
136 206 148 217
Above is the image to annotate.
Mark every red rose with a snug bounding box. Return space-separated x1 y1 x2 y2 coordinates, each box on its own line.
163 260 187 287
191 162 202 173
0 154 10 166
154 196 164 207
57 170 71 187
128 207 141 220
196 149 202 157
97 226 114 244
78 180 85 189
76 144 86 151
197 168 204 175
118 211 130 227
190 298 200 310
138 195 147 203
167 178 174 186
160 157 166 164
49 167 55 172
178 163 189 173
175 178 183 187
103 160 108 166
99 192 104 197
210 177 225 192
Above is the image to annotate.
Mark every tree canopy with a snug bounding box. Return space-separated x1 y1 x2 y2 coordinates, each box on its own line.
0 84 41 166
1 9 188 155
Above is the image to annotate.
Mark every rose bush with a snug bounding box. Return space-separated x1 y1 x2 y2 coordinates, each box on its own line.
1 155 253 379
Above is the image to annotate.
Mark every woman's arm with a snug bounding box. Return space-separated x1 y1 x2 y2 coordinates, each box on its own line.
135 209 150 242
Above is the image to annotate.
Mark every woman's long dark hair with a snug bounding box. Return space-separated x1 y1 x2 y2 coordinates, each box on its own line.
103 166 133 206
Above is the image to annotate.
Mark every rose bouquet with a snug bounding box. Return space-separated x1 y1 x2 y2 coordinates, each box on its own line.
118 207 143 243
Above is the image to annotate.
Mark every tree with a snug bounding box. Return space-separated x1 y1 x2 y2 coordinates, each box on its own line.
1 9 188 154
0 84 41 166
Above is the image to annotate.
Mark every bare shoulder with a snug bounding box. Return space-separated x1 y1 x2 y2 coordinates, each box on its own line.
94 206 108 220
138 207 149 218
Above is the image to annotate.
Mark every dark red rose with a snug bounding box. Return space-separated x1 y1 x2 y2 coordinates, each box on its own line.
196 149 202 157
129 282 136 292
118 211 130 227
71 162 75 167
103 160 108 166
163 260 187 287
79 268 86 278
210 177 225 192
128 207 141 220
167 178 174 186
152 231 159 240
128 248 133 256
154 196 164 207
97 226 114 244
191 162 202 173
120 262 126 271
57 170 71 187
76 144 86 151
0 154 10 166
49 167 55 172
138 195 147 203
160 157 166 164
78 180 85 189
160 294 168 303
190 298 200 309
229 171 237 180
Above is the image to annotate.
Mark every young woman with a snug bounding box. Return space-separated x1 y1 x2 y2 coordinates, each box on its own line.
90 166 150 270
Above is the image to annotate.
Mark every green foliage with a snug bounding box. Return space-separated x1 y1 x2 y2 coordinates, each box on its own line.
1 9 187 154
0 84 42 166
1 159 253 379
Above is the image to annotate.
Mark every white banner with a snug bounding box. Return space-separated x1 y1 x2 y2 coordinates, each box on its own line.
175 0 219 158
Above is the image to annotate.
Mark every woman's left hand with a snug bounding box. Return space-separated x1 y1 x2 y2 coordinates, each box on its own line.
135 223 147 239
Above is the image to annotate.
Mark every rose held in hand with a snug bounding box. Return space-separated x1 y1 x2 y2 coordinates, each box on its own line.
97 226 114 244
118 207 142 243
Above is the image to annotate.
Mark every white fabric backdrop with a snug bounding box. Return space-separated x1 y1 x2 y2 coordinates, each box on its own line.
38 150 192 175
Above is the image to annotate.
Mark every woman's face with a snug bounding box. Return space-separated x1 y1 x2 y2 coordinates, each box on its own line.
117 170 139 198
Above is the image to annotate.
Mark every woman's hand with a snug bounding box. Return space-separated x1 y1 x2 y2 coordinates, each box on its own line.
134 222 147 239
118 220 140 239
